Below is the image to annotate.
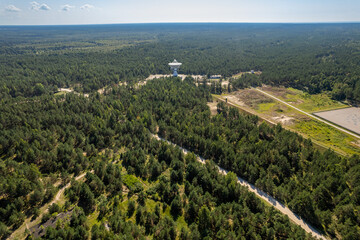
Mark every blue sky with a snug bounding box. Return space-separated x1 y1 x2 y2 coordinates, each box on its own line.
0 0 359 25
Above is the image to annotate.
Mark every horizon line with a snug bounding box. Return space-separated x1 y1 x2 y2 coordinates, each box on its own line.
1 21 360 27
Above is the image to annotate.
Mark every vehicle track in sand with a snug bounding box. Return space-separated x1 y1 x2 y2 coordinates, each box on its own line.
8 172 90 240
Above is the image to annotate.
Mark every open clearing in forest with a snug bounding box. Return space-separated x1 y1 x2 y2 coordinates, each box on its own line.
232 71 262 78
146 74 204 81
55 88 89 97
218 86 360 156
9 172 89 240
207 101 218 116
260 86 347 113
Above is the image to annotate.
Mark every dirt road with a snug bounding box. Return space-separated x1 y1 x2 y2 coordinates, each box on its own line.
153 134 327 240
8 172 89 240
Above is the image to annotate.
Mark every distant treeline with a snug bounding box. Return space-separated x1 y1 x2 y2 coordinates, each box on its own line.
0 23 360 103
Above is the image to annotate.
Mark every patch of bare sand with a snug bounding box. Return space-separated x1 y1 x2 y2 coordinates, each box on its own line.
232 89 273 108
97 88 105 94
222 80 229 87
260 85 294 98
351 140 360 148
207 101 219 116
146 74 204 81
58 88 73 93
272 115 295 125
226 95 245 107
232 71 262 78
146 74 172 80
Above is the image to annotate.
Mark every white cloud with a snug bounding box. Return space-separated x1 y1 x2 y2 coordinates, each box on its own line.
39 4 51 11
30 2 40 10
61 4 75 11
31 2 51 11
80 4 95 10
5 5 21 12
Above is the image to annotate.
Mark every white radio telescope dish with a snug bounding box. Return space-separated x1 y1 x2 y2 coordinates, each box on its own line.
169 59 182 77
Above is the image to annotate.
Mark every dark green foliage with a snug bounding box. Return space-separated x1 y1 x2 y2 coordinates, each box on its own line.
78 183 95 215
127 200 136 218
145 78 360 238
2 23 360 238
154 216 177 240
48 203 61 214
137 191 146 206
185 200 198 224
231 73 262 90
135 205 146 225
198 206 211 238
41 213 51 223
0 74 353 239
170 195 182 218
1 24 360 103
180 227 191 240
0 222 9 240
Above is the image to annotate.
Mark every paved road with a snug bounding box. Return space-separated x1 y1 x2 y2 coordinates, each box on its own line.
254 88 360 139
152 134 327 240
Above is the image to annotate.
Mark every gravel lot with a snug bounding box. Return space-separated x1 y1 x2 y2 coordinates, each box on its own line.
314 107 360 135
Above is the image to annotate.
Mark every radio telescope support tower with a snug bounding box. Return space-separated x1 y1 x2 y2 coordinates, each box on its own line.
169 59 182 77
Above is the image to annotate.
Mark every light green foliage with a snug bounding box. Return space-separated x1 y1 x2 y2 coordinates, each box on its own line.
285 88 347 112
294 120 360 155
257 102 277 112
123 174 143 192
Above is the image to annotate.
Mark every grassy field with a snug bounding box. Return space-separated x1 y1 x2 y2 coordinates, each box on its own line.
257 102 277 112
220 86 360 156
261 86 348 113
293 120 360 155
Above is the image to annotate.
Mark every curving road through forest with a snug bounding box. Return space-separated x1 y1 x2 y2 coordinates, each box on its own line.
152 134 328 240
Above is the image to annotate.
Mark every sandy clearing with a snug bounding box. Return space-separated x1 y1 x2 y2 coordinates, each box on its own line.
226 95 246 107
58 88 73 93
207 101 219 116
57 88 89 98
272 115 295 125
146 74 205 81
8 172 90 240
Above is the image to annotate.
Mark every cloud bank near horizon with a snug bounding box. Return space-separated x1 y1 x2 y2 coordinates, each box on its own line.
1 0 359 25
30 2 51 11
3 2 96 14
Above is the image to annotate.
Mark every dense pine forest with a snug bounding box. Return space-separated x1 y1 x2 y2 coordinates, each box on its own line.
1 24 360 102
1 24 360 239
1 79 317 240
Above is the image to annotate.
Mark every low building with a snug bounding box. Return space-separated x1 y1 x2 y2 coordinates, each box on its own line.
209 75 222 79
